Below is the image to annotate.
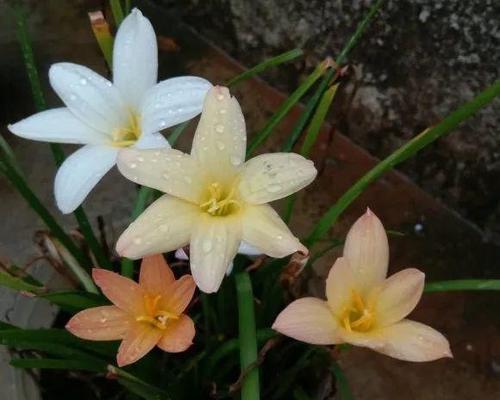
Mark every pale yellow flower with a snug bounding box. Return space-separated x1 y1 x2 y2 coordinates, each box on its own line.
116 86 317 293
273 209 452 362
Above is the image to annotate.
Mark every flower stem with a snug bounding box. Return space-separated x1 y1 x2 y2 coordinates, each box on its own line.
109 0 125 27
425 279 500 292
235 272 260 400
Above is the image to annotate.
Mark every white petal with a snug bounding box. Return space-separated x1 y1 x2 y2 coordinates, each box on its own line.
113 9 157 108
116 195 200 259
49 63 127 134
241 204 307 258
191 86 246 180
325 257 356 316
190 215 241 293
238 241 262 256
55 145 118 213
239 153 317 204
141 76 212 136
8 108 106 144
134 132 170 150
117 148 206 203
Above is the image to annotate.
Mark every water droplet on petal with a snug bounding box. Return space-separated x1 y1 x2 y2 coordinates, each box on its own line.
133 237 142 245
202 239 213 253
230 155 240 166
159 120 166 128
137 156 144 162
276 235 283 240
215 124 225 133
69 94 77 101
216 141 225 150
80 78 87 85
217 94 225 101
219 108 227 114
129 163 137 169
162 173 170 179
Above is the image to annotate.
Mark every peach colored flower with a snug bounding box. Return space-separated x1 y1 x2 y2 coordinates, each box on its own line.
272 209 452 362
115 86 316 293
66 255 196 366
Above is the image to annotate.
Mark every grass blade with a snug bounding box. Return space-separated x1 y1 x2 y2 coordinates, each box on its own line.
305 80 500 246
236 271 260 400
226 48 304 88
39 291 107 312
425 279 500 292
247 59 331 156
0 269 43 294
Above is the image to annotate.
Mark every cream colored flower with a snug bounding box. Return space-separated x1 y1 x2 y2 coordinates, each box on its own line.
116 86 317 293
273 209 452 362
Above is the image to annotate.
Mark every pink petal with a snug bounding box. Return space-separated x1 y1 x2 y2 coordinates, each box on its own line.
92 269 145 315
373 319 453 362
325 257 356 315
157 314 195 353
139 254 175 296
343 208 389 292
376 268 425 327
66 305 131 340
116 322 162 367
159 275 196 314
272 298 341 345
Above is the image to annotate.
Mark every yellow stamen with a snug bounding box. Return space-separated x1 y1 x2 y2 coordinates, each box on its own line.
111 112 141 147
340 289 376 333
199 182 241 216
136 294 179 330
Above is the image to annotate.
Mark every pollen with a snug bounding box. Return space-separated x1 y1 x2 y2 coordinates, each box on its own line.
340 290 376 333
112 112 141 147
199 182 241 217
136 294 179 330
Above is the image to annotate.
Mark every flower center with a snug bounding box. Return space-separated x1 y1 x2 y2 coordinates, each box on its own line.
112 112 141 147
339 290 375 333
135 294 179 330
199 182 241 217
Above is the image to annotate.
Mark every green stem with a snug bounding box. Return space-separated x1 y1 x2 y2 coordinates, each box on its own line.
335 0 385 66
424 279 500 292
305 80 500 247
109 0 125 27
330 361 354 400
235 272 260 400
246 61 329 156
226 48 304 88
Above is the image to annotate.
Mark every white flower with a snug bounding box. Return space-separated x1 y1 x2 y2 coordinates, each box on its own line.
8 9 211 213
116 86 317 293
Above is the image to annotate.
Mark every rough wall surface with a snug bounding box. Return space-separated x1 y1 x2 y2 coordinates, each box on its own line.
167 0 500 239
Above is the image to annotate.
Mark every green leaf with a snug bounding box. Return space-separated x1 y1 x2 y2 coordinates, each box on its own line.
0 268 43 293
226 48 304 88
236 271 260 400
11 357 104 372
110 0 125 26
305 80 500 246
109 365 172 400
39 290 107 312
425 279 500 292
330 361 354 400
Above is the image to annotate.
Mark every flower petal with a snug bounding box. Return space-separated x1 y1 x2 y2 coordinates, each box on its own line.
117 322 162 367
117 148 205 203
241 204 307 258
326 257 357 315
191 86 246 179
113 8 157 109
134 132 170 149
139 254 175 296
190 215 241 293
8 108 106 144
54 145 118 213
238 153 317 204
116 195 200 259
160 275 196 314
272 298 341 345
141 76 212 136
49 63 127 133
238 241 262 256
157 314 195 353
343 208 389 292
375 268 425 327
92 269 145 315
349 320 453 362
66 305 131 340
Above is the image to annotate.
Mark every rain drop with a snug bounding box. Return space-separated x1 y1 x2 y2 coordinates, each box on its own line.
219 108 227 114
80 78 87 85
133 237 142 245
215 124 225 133
159 120 167 127
137 156 144 162
230 155 240 166
216 141 225 150
69 94 77 101
276 235 283 240
129 163 137 169
217 94 225 101
162 173 170 180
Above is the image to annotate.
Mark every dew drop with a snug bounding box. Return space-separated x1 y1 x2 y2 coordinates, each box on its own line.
217 94 225 101
219 108 227 114
215 124 225 133
80 78 87 85
230 155 240 166
216 141 225 150
162 173 170 180
159 120 167 128
69 94 77 101
137 156 144 162
129 163 137 169
151 158 158 163
267 184 282 193
133 237 142 245
202 239 213 253
154 151 161 156
276 235 283 240
100 317 107 323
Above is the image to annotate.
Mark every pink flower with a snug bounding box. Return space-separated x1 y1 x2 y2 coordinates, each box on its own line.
66 255 196 366
273 209 452 362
